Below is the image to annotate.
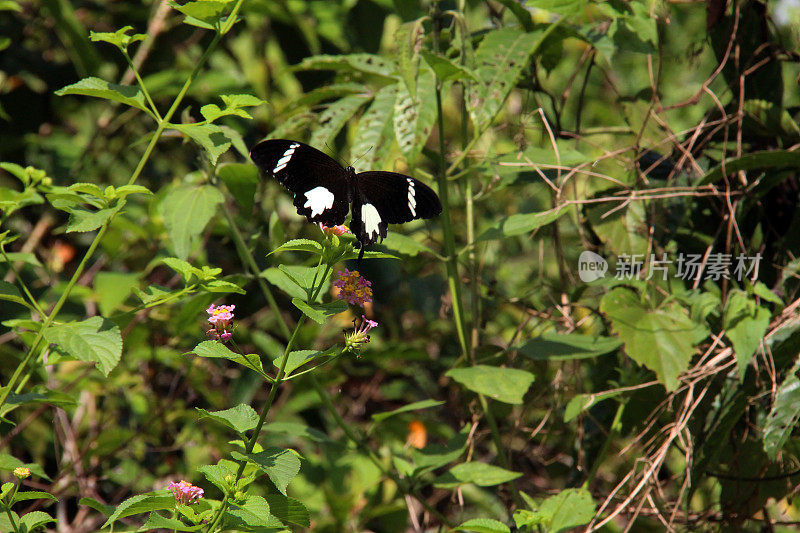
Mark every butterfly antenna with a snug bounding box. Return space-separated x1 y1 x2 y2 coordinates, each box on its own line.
351 146 374 171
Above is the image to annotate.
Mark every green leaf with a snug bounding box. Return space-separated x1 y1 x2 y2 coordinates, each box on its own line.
446 365 535 404
268 238 323 256
0 280 26 308
102 491 175 528
381 232 433 257
372 399 444 423
586 200 648 256
309 94 370 149
196 404 259 434
200 103 250 122
447 462 522 487
273 349 332 376
0 455 50 480
564 390 625 422
351 84 398 173
0 188 43 215
294 53 397 78
218 163 258 213
161 257 204 283
477 207 567 241
89 26 146 51
1 387 76 420
12 490 58 504
170 0 233 28
411 428 469 470
263 422 331 443
529 488 596 532
395 19 425 97
79 497 115 517
263 494 310 527
525 0 586 17
468 27 550 132
19 511 56 531
226 495 282 529
44 317 122 376
421 50 478 82
231 448 301 495
143 512 203 531
764 355 800 460
198 461 236 493
0 252 42 267
517 332 622 360
600 288 698 390
202 279 244 294
292 298 347 324
724 290 772 380
394 68 436 165
700 150 800 185
455 518 511 533
171 123 232 165
55 77 150 114
159 184 224 260
191 341 265 376
64 206 116 233
94 272 139 315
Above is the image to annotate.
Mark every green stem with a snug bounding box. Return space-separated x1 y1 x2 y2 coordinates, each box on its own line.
478 395 522 507
122 49 161 121
431 2 469 358
310 374 453 528
221 208 292 340
0 245 47 317
582 401 625 489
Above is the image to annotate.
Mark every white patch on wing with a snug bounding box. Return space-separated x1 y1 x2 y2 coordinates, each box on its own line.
272 142 300 173
304 186 335 217
361 203 382 241
407 177 417 217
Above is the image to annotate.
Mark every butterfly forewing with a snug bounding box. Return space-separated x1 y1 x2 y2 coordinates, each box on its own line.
351 171 442 245
250 140 350 226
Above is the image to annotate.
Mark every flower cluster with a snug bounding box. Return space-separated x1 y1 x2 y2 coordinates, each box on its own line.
333 269 373 307
319 223 351 236
13 467 30 479
169 480 204 505
206 303 235 342
344 315 379 356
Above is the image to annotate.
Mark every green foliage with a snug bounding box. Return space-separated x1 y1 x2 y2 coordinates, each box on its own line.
3 0 800 530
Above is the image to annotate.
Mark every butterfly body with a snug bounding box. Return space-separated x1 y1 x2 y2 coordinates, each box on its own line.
250 139 442 248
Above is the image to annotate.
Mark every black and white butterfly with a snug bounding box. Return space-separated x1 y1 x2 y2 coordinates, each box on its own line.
250 139 442 250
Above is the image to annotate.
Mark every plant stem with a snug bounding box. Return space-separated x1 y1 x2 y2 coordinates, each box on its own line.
582 401 625 489
310 374 453 528
431 1 469 358
221 207 292 340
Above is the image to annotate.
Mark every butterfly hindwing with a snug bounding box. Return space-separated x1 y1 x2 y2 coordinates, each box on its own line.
250 139 350 226
351 171 442 246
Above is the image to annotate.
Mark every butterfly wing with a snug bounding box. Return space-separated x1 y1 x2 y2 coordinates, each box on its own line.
250 139 351 226
351 171 442 246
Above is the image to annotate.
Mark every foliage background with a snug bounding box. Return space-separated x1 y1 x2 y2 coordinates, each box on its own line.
2 0 800 531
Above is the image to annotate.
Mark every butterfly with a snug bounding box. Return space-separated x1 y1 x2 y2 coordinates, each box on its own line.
250 139 442 253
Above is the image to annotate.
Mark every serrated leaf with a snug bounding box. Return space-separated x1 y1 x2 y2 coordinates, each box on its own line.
162 257 202 283
143 512 203 531
564 390 625 422
89 26 146 50
55 77 150 114
536 488 596 532
170 0 233 27
446 462 522 487
294 53 397 78
191 340 265 376
477 207 567 241
467 27 549 132
197 404 259 434
102 491 175 528
198 462 236 493
455 518 511 533
44 317 122 376
19 511 56 531
65 206 116 233
309 94 370 149
200 103 251 122
171 123 232 164
159 184 224 260
202 279 245 294
93 272 139 316
226 495 282 529
764 355 800 459
79 497 115 517
380 232 433 257
724 290 771 380
263 494 310 527
273 349 332 376
446 365 535 404
352 84 398 173
135 284 175 305
372 399 444 423
231 448 301 495
12 490 58 503
600 288 697 390
0 280 26 308
218 163 258 213
292 298 347 324
268 238 323 256
394 68 436 165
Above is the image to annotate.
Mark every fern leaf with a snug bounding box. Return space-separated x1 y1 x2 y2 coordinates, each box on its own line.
352 84 398 172
393 68 436 165
309 95 370 149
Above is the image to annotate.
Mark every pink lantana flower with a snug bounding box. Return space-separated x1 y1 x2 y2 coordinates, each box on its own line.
344 315 379 357
206 303 235 342
168 480 204 505
318 223 351 236
332 269 373 307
